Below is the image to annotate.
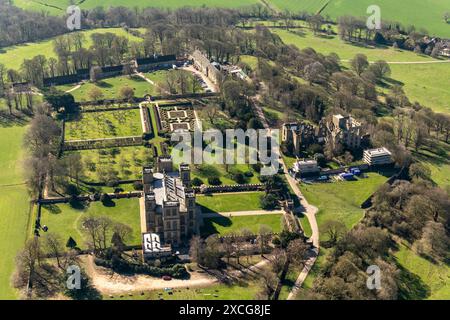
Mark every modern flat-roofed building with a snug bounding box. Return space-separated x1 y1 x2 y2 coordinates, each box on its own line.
363 147 393 166
292 159 320 177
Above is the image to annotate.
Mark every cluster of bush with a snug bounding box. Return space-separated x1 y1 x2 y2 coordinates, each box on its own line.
94 257 189 279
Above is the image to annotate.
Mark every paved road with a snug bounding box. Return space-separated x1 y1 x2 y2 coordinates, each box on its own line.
249 83 320 300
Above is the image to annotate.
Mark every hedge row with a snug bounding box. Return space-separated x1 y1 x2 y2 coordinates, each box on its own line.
94 257 189 279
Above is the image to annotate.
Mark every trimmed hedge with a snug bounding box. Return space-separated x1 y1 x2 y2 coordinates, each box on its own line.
94 257 189 279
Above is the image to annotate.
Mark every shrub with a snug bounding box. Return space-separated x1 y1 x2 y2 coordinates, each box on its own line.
100 193 112 204
208 176 222 185
133 181 143 190
65 184 80 196
94 258 189 279
252 163 262 173
260 194 279 210
232 172 246 184
244 171 254 178
191 177 204 186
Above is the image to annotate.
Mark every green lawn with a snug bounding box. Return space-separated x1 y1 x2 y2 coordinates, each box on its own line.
70 145 153 183
105 281 261 300
239 55 259 70
148 103 165 156
59 75 157 102
14 0 260 15
65 109 142 140
201 214 283 236
389 63 450 114
197 192 265 213
270 0 450 38
395 243 450 300
300 172 390 241
39 198 142 249
413 142 450 188
273 29 435 62
273 28 450 115
0 125 30 299
0 28 144 71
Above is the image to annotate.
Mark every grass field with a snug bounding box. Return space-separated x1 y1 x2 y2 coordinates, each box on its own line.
300 172 390 241
413 142 450 188
389 64 450 114
395 242 450 300
273 28 450 114
39 198 141 249
197 192 264 213
65 109 142 140
0 125 30 299
70 145 153 183
105 281 261 300
14 0 260 15
0 28 144 71
270 0 450 38
273 29 435 62
57 75 157 102
201 214 283 237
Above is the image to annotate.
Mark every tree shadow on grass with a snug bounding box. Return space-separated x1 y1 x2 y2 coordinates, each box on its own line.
101 198 116 207
96 81 113 88
130 75 146 82
69 199 88 210
0 111 29 128
200 216 232 237
383 77 405 87
43 204 62 214
396 264 431 300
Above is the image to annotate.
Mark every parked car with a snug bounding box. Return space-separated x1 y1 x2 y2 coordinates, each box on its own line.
162 275 172 281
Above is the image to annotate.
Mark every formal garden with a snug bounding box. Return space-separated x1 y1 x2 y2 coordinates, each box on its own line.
65 109 143 141
68 145 154 183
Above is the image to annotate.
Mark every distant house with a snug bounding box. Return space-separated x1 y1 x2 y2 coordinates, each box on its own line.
363 147 393 166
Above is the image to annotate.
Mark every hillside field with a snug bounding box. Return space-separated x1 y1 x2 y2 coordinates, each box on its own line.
0 125 30 299
12 0 450 37
273 29 450 114
0 27 144 71
270 0 450 38
13 0 260 15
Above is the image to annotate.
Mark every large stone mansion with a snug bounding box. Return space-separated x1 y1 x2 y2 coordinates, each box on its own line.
141 156 199 252
282 114 367 155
